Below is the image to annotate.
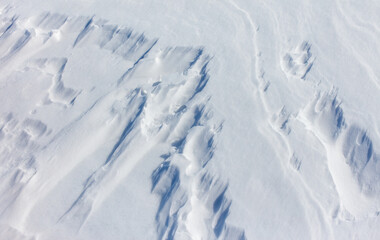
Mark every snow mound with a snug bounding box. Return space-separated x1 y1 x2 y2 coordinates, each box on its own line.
299 88 380 218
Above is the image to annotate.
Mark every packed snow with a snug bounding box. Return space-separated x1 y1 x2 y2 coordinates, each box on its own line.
0 0 380 239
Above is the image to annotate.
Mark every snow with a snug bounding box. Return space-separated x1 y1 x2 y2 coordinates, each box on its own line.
0 0 380 239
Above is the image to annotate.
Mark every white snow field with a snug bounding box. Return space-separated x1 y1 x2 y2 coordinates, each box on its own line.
0 0 380 239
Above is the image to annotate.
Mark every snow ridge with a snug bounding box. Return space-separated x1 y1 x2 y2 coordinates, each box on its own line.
0 10 244 239
148 53 245 239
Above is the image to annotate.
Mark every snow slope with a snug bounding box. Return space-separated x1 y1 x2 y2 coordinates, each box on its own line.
0 0 380 239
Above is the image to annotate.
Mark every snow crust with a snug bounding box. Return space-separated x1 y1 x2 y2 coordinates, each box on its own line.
0 0 380 239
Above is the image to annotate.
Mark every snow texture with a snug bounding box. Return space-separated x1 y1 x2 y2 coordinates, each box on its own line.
0 0 380 239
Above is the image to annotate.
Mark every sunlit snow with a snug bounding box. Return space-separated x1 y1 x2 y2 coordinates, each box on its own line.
0 0 380 239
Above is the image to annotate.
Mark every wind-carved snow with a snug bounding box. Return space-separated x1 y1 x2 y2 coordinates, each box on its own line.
343 126 380 196
0 113 40 214
270 106 291 135
254 32 380 236
279 43 380 220
300 89 345 142
0 11 244 240
1 0 380 239
298 88 380 218
281 41 314 80
37 58 79 105
145 49 245 240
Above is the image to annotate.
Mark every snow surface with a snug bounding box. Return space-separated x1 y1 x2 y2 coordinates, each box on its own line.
0 0 380 239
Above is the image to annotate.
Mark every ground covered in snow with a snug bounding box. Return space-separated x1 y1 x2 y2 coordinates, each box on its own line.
0 0 380 239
